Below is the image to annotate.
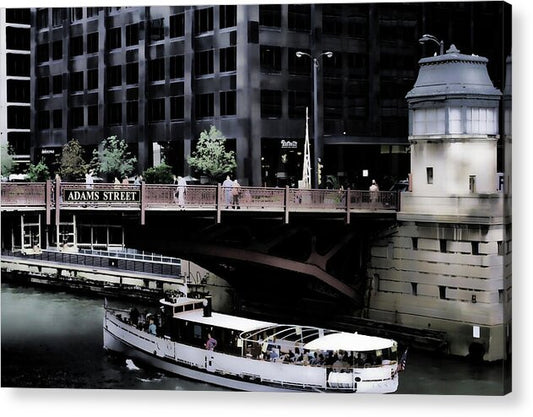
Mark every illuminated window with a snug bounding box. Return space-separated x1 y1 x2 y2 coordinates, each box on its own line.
466 107 498 135
413 108 445 135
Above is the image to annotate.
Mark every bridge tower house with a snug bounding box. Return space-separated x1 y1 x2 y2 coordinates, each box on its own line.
365 45 511 361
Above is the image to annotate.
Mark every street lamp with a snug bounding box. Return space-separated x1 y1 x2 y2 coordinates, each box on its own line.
418 34 444 55
296 50 333 188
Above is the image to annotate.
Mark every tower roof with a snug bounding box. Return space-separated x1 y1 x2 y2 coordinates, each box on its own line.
406 45 501 100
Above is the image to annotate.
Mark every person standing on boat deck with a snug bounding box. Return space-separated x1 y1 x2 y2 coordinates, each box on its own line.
222 175 233 208
205 333 217 350
148 319 157 335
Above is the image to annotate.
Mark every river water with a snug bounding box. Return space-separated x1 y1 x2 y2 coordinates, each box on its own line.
0 281 516 415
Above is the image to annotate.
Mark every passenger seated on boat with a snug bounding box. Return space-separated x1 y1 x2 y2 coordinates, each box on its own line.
269 348 279 361
205 333 217 351
355 353 365 367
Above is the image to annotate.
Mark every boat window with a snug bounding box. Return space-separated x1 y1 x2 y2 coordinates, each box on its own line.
193 324 202 340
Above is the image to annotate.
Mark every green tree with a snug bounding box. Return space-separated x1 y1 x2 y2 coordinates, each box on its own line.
143 162 174 184
91 136 137 182
59 139 87 181
187 126 236 183
1 144 15 177
26 161 51 182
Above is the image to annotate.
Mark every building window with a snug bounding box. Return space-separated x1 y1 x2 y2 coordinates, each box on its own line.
260 46 281 73
52 75 62 94
465 107 498 135
439 239 447 253
71 107 84 128
107 65 122 87
87 8 103 19
448 107 462 134
469 175 476 193
411 282 418 296
126 24 139 46
323 9 343 36
126 62 138 85
7 54 30 76
196 93 214 118
53 109 62 128
108 103 122 125
288 5 311 32
52 40 63 60
37 9 48 29
70 8 83 22
70 36 83 56
413 108 445 135
194 8 213 34
38 111 50 129
170 96 184 120
70 71 83 92
52 9 65 27
288 48 311 75
126 101 138 124
497 241 504 256
7 106 29 129
412 237 418 250
7 80 29 102
87 33 99 54
323 52 342 78
170 55 184 79
471 241 479 255
439 285 446 300
220 5 237 29
88 69 98 90
88 105 98 125
259 5 281 27
288 91 309 119
195 50 214 76
426 167 433 184
38 77 49 96
220 47 236 72
220 91 236 116
170 13 185 38
261 90 282 118
108 27 121 49
149 58 165 82
6 27 30 51
149 18 165 42
37 44 49 63
148 98 165 122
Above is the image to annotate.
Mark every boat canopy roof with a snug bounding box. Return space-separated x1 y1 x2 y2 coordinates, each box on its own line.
303 332 395 352
176 309 275 332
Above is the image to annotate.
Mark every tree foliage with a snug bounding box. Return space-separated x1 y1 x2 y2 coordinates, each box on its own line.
143 162 174 184
1 144 15 177
59 139 87 181
91 136 137 181
26 161 51 182
187 126 236 183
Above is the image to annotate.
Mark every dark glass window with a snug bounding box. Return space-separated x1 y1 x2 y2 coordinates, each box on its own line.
194 8 213 34
261 90 282 118
70 71 83 92
108 27 121 49
195 50 214 76
126 101 138 124
6 53 30 76
38 111 50 129
53 109 62 128
126 24 139 46
86 8 103 18
126 62 138 85
37 77 50 96
260 46 281 73
220 47 236 72
52 40 63 60
322 9 343 36
52 9 65 27
170 55 184 79
52 75 62 94
288 48 311 75
289 91 310 118
323 52 342 78
288 5 310 32
108 103 122 125
259 5 281 27
149 58 165 81
148 98 165 122
6 27 30 50
37 44 49 63
88 105 98 125
7 80 30 102
88 69 98 90
196 93 214 118
170 96 184 120
6 9 30 24
37 9 48 29
87 32 99 53
149 18 164 42
107 65 121 87
220 5 237 29
220 91 236 116
71 107 84 128
7 106 29 129
70 8 83 22
70 36 83 56
170 13 185 38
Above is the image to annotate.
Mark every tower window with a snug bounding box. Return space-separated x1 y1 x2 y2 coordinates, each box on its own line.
412 237 418 250
195 50 214 76
87 33 99 54
170 14 185 38
70 36 83 56
194 8 213 34
220 5 237 29
426 167 433 184
70 72 83 92
52 41 63 60
469 175 476 193
220 47 236 72
411 282 418 296
108 28 121 49
149 18 165 42
259 5 281 28
260 46 281 73
107 65 122 87
126 62 138 85
170 55 184 79
471 241 479 255
52 75 62 94
439 239 447 253
126 24 139 46
439 285 446 300
220 91 236 116
88 69 98 90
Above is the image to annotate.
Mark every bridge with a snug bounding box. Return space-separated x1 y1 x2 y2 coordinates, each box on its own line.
1 181 401 316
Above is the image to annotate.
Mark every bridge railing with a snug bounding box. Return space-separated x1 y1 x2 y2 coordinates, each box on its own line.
1 182 399 217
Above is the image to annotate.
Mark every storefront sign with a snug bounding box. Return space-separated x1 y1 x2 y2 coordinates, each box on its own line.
281 140 298 149
63 189 140 202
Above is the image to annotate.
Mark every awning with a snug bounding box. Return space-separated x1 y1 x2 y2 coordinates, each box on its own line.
303 332 395 352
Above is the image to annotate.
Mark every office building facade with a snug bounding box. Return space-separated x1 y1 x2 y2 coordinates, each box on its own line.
25 4 510 187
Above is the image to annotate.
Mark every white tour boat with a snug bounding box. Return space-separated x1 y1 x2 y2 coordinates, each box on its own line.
103 294 401 393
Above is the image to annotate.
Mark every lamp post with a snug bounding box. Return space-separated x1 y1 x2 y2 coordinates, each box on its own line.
418 34 444 55
296 50 333 188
